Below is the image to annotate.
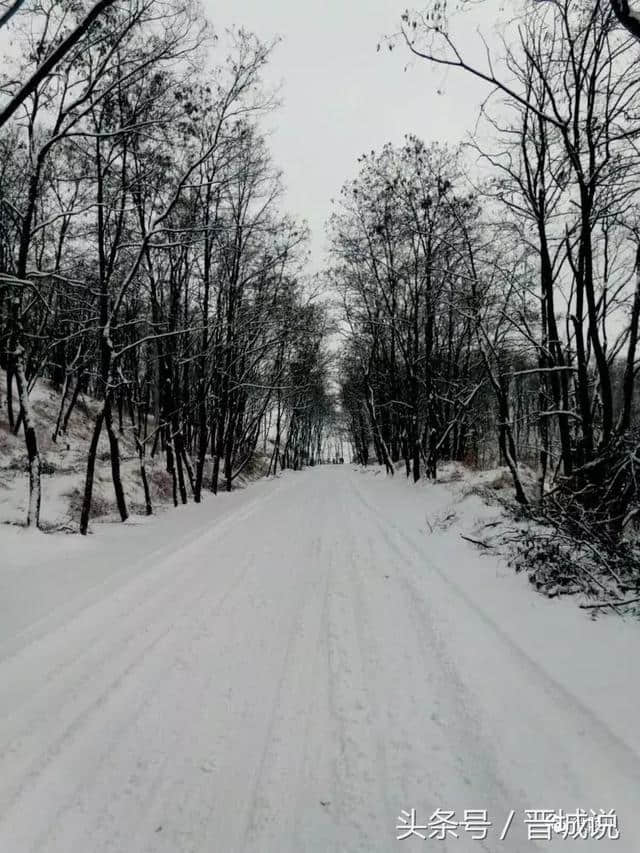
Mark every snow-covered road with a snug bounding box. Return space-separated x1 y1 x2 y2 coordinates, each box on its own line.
1 467 639 852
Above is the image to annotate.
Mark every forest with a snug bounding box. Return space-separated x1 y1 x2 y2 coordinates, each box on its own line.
333 0 640 599
0 0 335 535
1 0 640 597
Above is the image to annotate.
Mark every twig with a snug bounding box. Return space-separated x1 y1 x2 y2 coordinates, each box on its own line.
460 534 494 549
580 597 640 610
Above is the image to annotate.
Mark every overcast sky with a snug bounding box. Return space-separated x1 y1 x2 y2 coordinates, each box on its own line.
204 0 501 271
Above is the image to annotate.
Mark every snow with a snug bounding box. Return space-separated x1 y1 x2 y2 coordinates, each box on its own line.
1 465 640 851
0 380 147 528
0 377 267 530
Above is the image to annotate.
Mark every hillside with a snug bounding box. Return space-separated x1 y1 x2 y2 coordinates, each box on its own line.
0 379 252 532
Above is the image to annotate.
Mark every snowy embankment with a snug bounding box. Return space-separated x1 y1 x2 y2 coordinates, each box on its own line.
0 379 170 530
1 465 639 851
0 378 268 531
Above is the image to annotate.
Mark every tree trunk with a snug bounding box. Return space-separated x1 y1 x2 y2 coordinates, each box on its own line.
14 346 41 528
80 405 106 535
104 394 128 522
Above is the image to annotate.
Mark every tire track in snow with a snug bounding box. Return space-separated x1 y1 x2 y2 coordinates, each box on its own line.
0 474 304 852
0 473 294 667
239 531 332 853
347 475 530 852
0 474 299 735
126 473 332 853
0 482 300 813
0 544 260 851
41 546 262 853
349 471 640 851
290 480 395 853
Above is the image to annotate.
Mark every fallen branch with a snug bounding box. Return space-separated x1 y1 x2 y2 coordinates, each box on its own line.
460 534 494 549
580 596 640 610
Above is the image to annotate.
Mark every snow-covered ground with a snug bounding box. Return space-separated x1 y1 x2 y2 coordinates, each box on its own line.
0 379 174 530
0 378 270 532
1 465 639 852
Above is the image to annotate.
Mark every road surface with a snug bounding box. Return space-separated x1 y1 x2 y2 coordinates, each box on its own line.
1 467 639 852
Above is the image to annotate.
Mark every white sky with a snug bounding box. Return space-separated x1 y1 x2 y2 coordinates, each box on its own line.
204 0 502 271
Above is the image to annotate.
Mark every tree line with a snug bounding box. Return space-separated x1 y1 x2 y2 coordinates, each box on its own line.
334 1 640 586
0 0 333 532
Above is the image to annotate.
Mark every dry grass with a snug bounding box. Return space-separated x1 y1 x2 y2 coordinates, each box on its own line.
64 486 113 520
150 469 173 500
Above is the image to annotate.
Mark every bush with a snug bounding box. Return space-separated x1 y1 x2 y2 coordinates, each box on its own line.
65 486 112 519
150 469 173 499
511 511 640 604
